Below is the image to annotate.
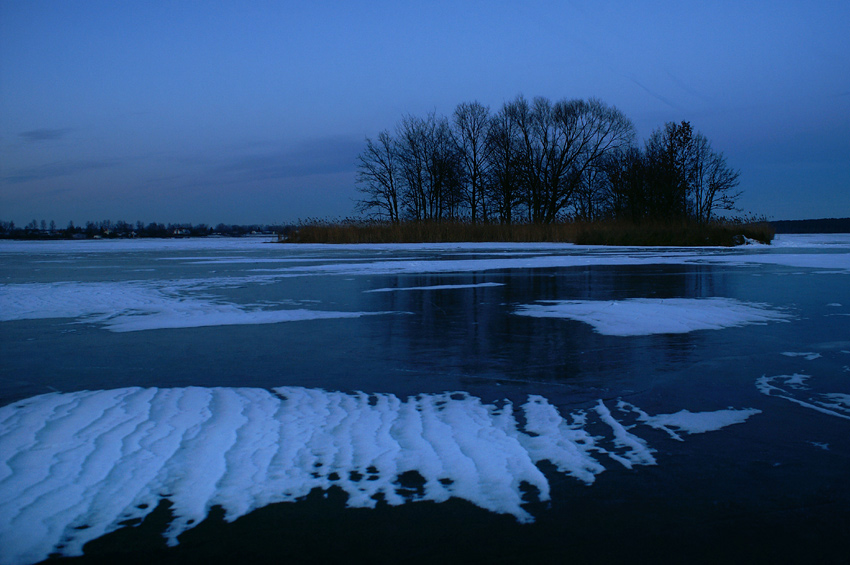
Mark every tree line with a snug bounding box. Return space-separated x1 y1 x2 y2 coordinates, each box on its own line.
0 220 289 240
356 95 741 225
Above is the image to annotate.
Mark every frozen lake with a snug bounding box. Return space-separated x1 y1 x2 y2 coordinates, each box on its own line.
1 235 849 563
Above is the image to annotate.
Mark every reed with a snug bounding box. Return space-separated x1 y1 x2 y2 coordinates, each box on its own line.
284 218 774 246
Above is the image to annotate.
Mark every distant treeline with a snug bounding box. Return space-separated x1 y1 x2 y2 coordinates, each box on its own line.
0 219 291 240
771 218 850 234
356 95 741 226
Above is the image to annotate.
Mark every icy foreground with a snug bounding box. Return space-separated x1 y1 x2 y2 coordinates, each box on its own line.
0 386 759 564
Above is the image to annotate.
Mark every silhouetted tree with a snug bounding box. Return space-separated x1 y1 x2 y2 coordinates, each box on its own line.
453 101 491 222
486 103 524 224
506 96 634 223
396 113 462 221
355 98 739 226
355 130 402 223
644 121 740 222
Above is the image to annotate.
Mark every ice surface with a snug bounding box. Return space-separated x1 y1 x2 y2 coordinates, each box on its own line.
0 387 759 564
513 298 791 336
0 282 394 332
4 235 850 283
365 282 504 293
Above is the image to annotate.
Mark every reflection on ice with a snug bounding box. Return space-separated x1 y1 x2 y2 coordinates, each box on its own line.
0 386 759 564
514 298 790 336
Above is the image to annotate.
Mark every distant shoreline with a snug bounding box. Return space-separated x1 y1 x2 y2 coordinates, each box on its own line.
771 217 850 234
4 217 847 245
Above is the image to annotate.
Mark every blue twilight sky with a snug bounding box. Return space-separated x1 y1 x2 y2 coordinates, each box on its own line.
1 1 848 226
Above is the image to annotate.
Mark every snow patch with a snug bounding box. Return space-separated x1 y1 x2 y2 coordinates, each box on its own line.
0 387 758 564
781 352 822 361
365 282 504 293
513 298 790 336
756 374 850 420
0 282 394 332
619 401 761 441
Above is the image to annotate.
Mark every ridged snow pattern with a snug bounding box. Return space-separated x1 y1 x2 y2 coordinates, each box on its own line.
0 387 759 564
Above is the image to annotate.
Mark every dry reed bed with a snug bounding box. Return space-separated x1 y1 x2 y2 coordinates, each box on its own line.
284 221 775 247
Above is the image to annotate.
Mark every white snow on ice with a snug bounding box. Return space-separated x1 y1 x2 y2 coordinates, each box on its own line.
513 298 790 336
0 282 393 332
365 282 504 293
757 374 850 421
0 386 761 564
781 352 822 361
618 401 761 441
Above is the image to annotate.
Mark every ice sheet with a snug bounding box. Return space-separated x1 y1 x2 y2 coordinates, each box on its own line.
0 282 393 332
0 386 759 564
4 237 850 281
513 298 791 336
365 282 504 293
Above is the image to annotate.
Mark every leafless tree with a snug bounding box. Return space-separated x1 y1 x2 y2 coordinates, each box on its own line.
507 95 634 223
355 130 402 223
453 101 492 222
644 121 740 222
355 99 738 227
396 113 462 221
486 103 524 223
690 134 741 223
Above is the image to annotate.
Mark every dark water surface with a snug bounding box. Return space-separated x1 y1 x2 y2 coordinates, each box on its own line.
1 237 849 563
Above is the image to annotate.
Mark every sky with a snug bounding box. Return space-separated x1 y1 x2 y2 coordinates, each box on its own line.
1 0 848 226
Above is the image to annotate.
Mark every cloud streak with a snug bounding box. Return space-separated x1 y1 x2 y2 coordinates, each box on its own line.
626 75 683 111
2 160 116 184
18 128 73 142
215 136 361 182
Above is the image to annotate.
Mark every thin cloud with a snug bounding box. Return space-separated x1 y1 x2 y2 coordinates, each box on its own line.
216 136 361 181
2 160 115 184
18 128 73 142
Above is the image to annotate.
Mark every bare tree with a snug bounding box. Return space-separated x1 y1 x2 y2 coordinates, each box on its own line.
507 95 634 223
355 130 402 223
486 103 524 223
453 101 491 222
644 121 740 223
599 146 649 221
355 98 739 227
572 163 609 221
543 98 634 222
690 134 741 223
396 115 429 220
396 113 462 221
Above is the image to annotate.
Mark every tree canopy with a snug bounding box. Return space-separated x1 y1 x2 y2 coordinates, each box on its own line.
356 95 741 225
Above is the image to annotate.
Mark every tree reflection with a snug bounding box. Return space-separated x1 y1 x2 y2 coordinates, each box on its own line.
361 265 731 387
